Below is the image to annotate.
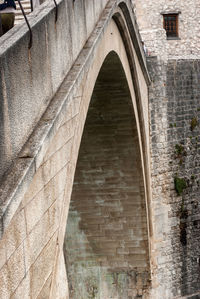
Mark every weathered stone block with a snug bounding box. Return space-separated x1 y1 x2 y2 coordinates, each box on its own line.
0 243 25 298
24 196 62 270
29 232 57 298
25 167 66 234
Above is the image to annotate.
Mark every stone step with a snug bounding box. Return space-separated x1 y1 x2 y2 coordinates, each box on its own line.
15 9 31 15
16 1 31 8
16 6 31 11
14 0 32 25
16 2 31 7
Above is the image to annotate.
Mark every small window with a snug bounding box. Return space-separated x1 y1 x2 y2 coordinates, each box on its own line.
163 14 178 38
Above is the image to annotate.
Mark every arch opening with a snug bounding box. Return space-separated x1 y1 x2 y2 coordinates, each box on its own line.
64 52 150 298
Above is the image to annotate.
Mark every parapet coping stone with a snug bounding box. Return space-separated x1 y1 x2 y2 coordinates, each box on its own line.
0 0 58 55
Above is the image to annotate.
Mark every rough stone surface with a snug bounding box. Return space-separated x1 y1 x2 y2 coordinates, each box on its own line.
147 57 200 298
134 0 200 59
131 1 200 297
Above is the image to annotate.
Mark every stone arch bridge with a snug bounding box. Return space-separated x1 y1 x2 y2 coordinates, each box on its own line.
0 0 154 298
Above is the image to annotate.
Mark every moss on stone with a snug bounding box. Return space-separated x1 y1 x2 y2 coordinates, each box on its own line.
175 144 185 156
174 177 187 195
190 117 198 131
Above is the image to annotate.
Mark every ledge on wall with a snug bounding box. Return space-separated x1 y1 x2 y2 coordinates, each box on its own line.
167 37 181 40
160 11 181 15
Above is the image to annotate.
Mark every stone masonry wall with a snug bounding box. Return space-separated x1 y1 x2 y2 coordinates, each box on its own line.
134 0 200 59
147 57 200 298
133 0 200 297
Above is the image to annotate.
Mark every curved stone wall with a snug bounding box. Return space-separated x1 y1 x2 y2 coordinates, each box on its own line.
64 51 150 298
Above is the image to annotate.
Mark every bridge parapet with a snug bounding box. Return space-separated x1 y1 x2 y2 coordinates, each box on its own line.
0 0 109 179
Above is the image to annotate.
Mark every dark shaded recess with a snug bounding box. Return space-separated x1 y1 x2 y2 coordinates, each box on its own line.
64 51 150 298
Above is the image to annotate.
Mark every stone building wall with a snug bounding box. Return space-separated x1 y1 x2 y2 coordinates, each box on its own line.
147 57 200 298
166 60 200 296
134 0 200 59
133 0 200 297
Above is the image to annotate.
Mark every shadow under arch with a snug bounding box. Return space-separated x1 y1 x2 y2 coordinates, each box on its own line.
64 51 151 298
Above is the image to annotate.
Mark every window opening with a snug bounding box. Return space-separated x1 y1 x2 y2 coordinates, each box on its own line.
163 14 178 38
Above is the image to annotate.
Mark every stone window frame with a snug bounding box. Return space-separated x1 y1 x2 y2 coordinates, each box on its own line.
161 11 181 40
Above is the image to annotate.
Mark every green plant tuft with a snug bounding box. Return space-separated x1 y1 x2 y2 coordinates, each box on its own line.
174 177 187 195
179 158 183 166
190 117 198 131
175 144 185 156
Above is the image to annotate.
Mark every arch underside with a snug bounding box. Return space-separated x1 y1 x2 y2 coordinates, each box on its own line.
64 52 150 298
